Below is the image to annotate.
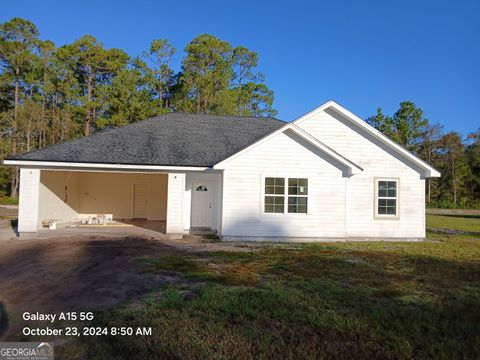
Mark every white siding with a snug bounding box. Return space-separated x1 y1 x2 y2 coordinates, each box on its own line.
166 173 185 234
16 105 426 240
221 108 426 240
222 130 347 238
18 168 40 233
296 108 425 238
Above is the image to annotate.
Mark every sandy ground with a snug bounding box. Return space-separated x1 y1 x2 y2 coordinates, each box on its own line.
3 205 476 339
0 206 252 339
0 205 17 240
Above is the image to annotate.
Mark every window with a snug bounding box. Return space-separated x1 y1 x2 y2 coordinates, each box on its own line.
264 177 308 214
264 177 285 213
288 178 308 213
376 179 398 217
196 185 208 192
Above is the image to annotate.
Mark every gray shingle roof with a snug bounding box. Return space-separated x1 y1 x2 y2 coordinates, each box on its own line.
8 113 286 167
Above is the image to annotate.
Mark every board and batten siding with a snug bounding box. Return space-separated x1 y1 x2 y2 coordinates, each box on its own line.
295 108 426 238
222 130 348 239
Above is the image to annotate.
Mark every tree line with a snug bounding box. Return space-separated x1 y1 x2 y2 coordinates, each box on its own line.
1 18 478 208
0 18 276 197
367 102 479 208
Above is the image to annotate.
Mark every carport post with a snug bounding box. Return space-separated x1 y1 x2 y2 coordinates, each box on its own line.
166 173 186 238
17 167 40 234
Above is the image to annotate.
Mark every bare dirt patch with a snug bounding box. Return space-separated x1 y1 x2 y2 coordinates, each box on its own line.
0 233 251 339
0 205 17 219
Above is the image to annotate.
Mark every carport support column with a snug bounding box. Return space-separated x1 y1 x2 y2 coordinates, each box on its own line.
166 173 186 237
18 167 40 233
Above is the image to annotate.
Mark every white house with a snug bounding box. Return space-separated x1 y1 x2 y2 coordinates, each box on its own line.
4 100 440 241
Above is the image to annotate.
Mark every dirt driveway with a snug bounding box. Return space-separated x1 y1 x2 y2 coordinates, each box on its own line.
0 230 250 340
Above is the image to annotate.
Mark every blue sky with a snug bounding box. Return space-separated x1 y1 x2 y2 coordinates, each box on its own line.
2 0 479 135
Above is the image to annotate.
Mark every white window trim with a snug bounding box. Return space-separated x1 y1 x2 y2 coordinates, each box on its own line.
374 177 400 220
261 175 309 216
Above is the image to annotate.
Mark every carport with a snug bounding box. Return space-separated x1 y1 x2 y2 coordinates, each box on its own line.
39 170 168 229
10 165 194 237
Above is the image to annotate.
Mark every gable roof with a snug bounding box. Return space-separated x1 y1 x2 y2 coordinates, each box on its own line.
4 101 440 178
214 122 364 175
5 113 285 167
293 100 441 178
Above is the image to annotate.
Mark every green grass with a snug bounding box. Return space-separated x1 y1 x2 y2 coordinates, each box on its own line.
427 213 480 233
0 194 18 205
59 217 480 359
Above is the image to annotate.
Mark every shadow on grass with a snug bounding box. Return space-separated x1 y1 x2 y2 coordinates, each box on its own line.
1 216 479 358
0 303 8 337
0 236 187 340
438 214 480 219
62 244 480 359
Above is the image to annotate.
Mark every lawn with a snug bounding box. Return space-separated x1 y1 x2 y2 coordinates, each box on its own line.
427 213 480 233
54 215 480 360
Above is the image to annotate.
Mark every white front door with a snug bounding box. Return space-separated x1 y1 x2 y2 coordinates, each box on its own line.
191 181 214 227
133 184 148 218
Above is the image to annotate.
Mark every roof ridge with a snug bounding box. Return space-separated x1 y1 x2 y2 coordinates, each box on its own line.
166 112 285 122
